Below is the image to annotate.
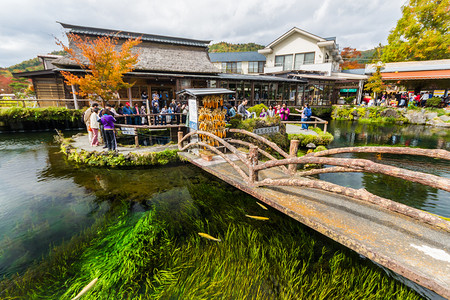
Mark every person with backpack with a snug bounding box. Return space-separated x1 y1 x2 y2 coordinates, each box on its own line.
301 104 312 130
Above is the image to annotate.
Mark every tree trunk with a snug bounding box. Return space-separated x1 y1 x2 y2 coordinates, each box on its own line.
257 177 450 232
305 146 450 161
255 156 450 192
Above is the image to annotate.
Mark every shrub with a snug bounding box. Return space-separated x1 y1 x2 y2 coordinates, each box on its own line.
344 96 355 104
0 107 83 123
288 127 334 147
425 97 442 108
247 103 269 117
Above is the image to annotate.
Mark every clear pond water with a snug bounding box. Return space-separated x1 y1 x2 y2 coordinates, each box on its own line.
0 122 448 298
321 121 450 219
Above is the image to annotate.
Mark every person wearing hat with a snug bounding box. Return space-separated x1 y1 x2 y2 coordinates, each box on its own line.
122 102 133 124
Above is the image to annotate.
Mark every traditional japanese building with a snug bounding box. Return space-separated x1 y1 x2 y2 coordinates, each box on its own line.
15 23 306 108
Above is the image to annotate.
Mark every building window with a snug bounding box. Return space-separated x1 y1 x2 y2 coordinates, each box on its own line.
248 61 264 73
221 62 242 73
275 55 293 71
294 52 315 69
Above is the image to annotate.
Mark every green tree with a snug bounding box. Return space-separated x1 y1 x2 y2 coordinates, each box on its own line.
9 77 31 97
209 42 264 53
365 65 386 99
382 0 450 62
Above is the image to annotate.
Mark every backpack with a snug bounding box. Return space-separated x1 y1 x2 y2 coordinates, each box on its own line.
305 107 312 117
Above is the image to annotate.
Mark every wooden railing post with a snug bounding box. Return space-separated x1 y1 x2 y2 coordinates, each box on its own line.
288 139 300 174
178 131 184 149
324 121 328 133
134 129 139 148
248 145 259 183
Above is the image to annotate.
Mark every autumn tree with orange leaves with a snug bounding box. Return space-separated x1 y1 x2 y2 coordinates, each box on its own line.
340 47 364 70
57 34 141 106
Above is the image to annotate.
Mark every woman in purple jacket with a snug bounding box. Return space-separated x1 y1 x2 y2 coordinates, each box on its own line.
279 103 290 121
99 109 117 151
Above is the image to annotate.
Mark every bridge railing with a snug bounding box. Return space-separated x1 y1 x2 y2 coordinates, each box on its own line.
115 113 187 127
286 112 328 133
177 128 450 231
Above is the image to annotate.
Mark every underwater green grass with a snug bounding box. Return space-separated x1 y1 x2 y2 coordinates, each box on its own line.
0 174 424 299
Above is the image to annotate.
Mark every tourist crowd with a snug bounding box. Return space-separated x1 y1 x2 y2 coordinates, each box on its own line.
363 92 450 108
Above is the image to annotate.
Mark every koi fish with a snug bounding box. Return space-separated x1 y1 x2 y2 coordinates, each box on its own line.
245 215 269 221
71 277 98 300
256 202 268 210
198 232 221 242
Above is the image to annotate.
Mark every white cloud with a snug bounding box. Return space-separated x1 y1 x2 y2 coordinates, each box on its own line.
0 0 404 67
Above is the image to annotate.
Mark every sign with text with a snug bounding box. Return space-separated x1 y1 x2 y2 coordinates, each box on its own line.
121 128 136 135
253 126 279 135
188 98 198 130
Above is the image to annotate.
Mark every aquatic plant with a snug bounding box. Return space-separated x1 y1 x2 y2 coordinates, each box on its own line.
288 127 334 147
60 137 180 168
0 167 424 300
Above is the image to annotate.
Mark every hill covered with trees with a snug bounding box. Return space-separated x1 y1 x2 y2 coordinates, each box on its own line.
209 42 264 53
7 50 66 74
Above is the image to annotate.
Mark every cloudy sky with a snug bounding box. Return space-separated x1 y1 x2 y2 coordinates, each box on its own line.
0 0 406 67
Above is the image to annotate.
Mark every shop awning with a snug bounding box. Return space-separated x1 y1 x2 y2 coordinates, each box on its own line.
381 70 450 80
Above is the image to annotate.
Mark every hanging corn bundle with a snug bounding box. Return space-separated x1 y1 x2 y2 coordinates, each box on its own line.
198 95 227 147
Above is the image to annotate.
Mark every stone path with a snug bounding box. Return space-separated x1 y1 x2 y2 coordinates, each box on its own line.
285 124 318 136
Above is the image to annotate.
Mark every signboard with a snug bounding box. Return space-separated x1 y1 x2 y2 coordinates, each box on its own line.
433 90 445 97
340 89 357 93
253 126 279 135
121 128 136 135
188 98 198 130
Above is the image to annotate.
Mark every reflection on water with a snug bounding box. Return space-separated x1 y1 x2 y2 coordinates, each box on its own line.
320 121 450 218
328 120 450 150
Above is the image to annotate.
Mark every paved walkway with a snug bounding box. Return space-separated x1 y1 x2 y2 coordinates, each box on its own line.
179 151 450 299
285 124 318 135
70 134 178 155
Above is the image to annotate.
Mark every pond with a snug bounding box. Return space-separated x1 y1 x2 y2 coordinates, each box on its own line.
0 123 447 299
321 121 450 219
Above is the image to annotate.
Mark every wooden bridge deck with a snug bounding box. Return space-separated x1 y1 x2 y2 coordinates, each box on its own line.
179 151 450 299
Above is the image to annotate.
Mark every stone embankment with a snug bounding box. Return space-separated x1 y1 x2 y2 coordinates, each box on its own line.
59 133 180 167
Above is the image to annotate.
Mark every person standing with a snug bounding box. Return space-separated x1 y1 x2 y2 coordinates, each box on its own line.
122 102 133 124
301 104 312 130
175 102 181 124
99 109 117 152
89 107 100 146
133 103 140 125
160 106 168 125
259 108 267 118
279 103 290 121
267 105 275 117
83 103 99 144
237 99 248 119
152 102 160 125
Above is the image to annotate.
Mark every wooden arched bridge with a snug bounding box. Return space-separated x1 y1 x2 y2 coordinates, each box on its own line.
177 129 450 299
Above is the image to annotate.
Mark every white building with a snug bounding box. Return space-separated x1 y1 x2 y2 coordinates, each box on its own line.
209 52 266 75
258 27 343 76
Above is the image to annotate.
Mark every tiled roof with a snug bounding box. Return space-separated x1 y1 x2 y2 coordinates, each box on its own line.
58 22 211 48
209 51 267 62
